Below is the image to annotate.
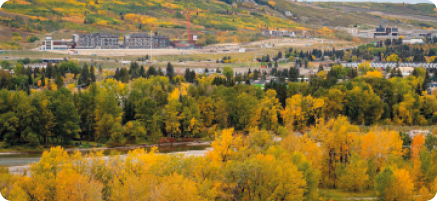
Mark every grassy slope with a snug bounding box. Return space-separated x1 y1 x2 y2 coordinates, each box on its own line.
0 0 386 48
317 2 436 17
0 0 428 50
0 0 300 46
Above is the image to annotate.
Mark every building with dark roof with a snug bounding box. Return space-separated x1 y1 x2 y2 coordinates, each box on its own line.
123 33 170 49
41 36 75 50
73 33 120 49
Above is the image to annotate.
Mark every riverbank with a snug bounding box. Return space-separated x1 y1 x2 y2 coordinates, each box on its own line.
0 141 211 155
7 147 213 176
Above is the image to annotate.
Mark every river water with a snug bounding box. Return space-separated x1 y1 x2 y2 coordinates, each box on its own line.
0 144 211 167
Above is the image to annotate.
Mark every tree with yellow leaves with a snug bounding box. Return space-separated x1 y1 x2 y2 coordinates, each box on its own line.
387 54 400 62
364 70 383 78
315 116 359 188
210 128 239 163
338 153 369 191
282 94 324 131
281 133 323 170
259 89 282 131
360 130 404 169
198 96 215 127
323 89 343 119
358 61 371 75
164 100 182 138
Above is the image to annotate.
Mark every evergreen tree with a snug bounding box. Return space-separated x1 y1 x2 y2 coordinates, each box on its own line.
114 68 120 80
90 65 96 83
40 74 46 87
318 64 324 73
277 51 282 59
289 67 300 82
48 79 52 90
140 66 145 77
33 67 39 79
27 73 33 88
423 70 431 93
55 74 64 89
80 63 89 86
166 62 175 81
146 66 157 78
190 70 196 83
46 63 53 79
397 69 403 78
158 67 164 76
184 68 191 82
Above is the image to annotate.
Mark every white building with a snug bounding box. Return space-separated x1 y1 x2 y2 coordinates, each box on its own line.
285 11 292 17
402 39 425 44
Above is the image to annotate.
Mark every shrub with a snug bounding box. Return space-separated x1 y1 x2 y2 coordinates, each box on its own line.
27 36 39 43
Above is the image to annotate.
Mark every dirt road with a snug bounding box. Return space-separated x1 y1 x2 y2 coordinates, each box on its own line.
47 38 350 57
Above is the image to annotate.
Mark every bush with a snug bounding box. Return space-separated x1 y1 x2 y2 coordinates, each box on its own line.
27 36 39 43
18 57 31 64
159 137 175 143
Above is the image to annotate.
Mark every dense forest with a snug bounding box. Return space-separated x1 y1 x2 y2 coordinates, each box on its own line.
3 40 437 148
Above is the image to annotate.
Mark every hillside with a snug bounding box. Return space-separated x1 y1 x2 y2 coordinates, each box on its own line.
317 2 437 17
0 0 305 49
0 0 432 50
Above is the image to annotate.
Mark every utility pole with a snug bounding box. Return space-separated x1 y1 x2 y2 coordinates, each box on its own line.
150 31 153 63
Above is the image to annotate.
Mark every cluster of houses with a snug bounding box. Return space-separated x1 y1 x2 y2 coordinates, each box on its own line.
340 61 437 69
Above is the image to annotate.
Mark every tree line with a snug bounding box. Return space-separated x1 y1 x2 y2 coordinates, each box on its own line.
1 117 437 200
1 59 437 148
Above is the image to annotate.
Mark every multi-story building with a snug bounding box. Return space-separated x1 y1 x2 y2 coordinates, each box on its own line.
261 30 296 37
373 25 399 38
41 37 75 50
72 33 120 49
123 33 170 49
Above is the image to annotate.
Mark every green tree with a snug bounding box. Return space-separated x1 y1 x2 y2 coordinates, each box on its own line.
49 89 81 145
375 167 395 201
95 88 123 143
164 100 182 138
135 97 162 140
79 63 89 86
289 67 300 82
166 62 175 81
222 67 234 80
55 74 64 89
77 90 96 140
0 61 11 70
90 65 96 83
